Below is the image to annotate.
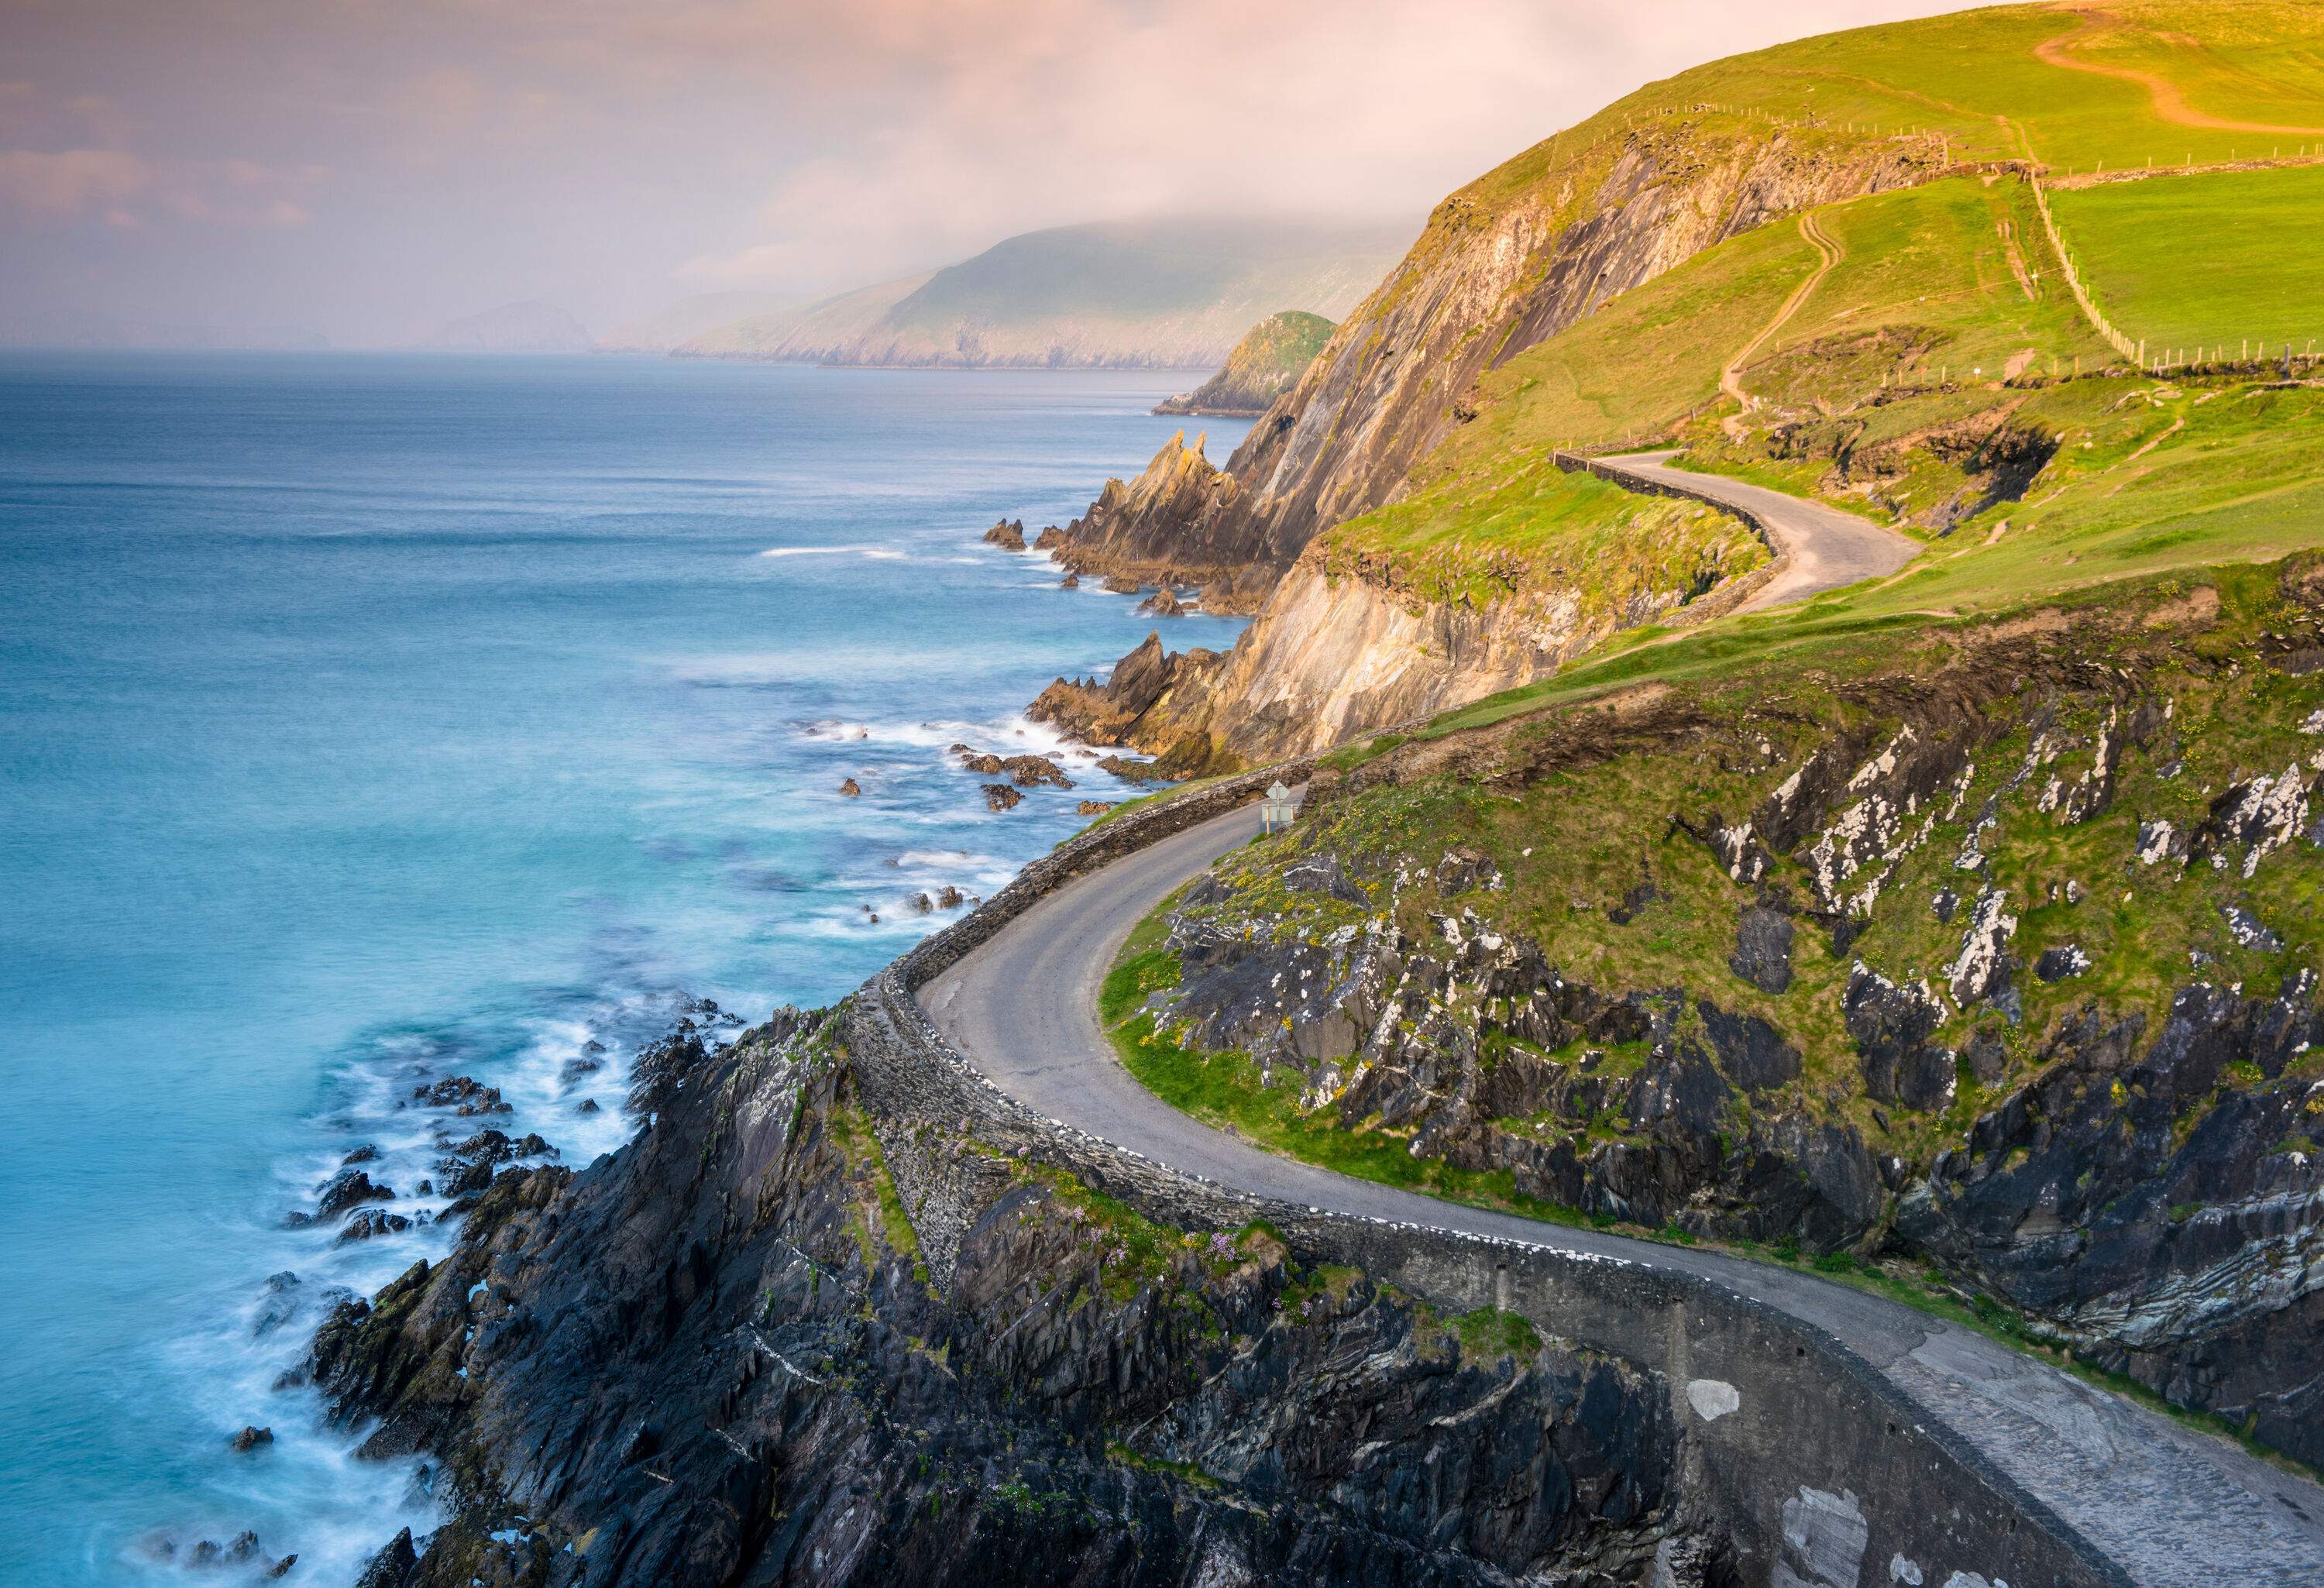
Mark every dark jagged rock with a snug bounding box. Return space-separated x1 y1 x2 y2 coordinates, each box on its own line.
2035 944 2091 982
953 748 1072 788
314 1019 1690 1588
318 1167 394 1218
982 782 1023 812
839 777 861 797
1899 972 2324 1464
1033 525 1065 550
410 1076 511 1116
1841 967 1954 1111
1697 1002 1800 1093
353 1526 417 1588
230 1424 273 1452
339 1208 413 1243
982 518 1026 551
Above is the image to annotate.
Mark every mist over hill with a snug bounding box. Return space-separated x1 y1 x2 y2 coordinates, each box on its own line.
675 217 1411 370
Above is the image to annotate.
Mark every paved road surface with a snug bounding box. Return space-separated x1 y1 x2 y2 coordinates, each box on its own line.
1602 450 1920 610
923 797 2324 1588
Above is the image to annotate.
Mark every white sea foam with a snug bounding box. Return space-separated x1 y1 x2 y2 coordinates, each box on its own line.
757 544 916 563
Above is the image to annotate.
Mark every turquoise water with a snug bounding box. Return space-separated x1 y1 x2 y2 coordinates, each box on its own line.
0 353 1248 1584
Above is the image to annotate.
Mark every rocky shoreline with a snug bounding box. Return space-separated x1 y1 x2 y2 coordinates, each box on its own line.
306 1009 1705 1588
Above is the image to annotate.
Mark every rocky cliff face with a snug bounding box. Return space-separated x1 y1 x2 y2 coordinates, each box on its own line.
308 1010 1700 1587
1039 485 1762 767
1036 116 1948 755
1165 119 1944 585
1043 433 1277 616
1104 563 2324 1468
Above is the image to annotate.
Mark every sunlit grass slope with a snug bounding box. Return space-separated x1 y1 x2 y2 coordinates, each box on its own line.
1756 177 2116 390
1342 377 2324 751
2051 165 2324 354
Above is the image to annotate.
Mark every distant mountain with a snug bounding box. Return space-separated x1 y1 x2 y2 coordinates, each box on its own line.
676 273 931 363
596 292 800 353
423 301 593 354
0 306 328 350
1155 311 1336 416
673 218 1411 370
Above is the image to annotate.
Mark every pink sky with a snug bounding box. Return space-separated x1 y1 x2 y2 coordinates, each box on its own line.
0 0 1974 345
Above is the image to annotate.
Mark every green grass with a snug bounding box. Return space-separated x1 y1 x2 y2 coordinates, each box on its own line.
1449 217 1817 450
1759 178 2115 393
1315 456 1765 611
2051 165 2324 355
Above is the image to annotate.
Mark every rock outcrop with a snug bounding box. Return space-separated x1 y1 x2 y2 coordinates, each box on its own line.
1045 433 1275 614
310 1014 1692 1587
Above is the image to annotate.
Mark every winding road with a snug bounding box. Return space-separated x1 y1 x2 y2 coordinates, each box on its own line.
924 800 2324 1586
1599 449 1921 611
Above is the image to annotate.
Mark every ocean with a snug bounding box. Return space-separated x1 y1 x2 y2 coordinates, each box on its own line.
0 352 1250 1584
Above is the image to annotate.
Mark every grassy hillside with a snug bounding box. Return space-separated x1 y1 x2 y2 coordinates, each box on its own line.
1157 311 1336 415
2051 165 2324 355
1064 0 2324 1472
1312 0 2324 616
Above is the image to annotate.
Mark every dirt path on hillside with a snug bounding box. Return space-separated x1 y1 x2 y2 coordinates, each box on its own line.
1721 211 1842 439
2036 13 2324 137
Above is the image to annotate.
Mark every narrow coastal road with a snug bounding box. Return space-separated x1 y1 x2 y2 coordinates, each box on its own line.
922 797 2324 1588
1600 449 1920 610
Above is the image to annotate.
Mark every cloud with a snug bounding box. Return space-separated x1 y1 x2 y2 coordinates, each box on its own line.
665 0 1968 296
0 0 1978 342
0 147 148 215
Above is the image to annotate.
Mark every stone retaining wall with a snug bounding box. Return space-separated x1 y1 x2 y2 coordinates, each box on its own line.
840 771 2126 1588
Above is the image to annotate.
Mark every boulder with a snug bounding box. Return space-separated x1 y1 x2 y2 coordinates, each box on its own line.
982 783 1023 812
338 1208 412 1243
316 1168 394 1218
410 1076 511 1116
838 777 861 797
982 518 1026 551
230 1425 274 1452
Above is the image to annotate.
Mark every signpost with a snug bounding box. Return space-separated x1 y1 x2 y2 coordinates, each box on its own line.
1260 781 1297 834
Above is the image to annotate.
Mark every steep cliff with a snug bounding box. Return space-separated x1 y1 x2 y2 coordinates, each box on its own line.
1154 311 1335 417
1030 115 1951 750
1037 467 1765 765
307 1012 1696 1587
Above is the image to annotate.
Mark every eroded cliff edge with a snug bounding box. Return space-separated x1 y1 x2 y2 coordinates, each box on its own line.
304 1010 1700 1588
